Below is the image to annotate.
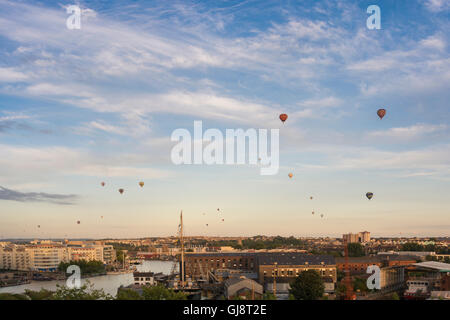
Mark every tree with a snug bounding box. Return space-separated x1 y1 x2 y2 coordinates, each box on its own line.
24 288 54 300
116 288 143 300
289 270 324 300
0 293 29 300
52 280 113 300
58 260 105 275
353 277 368 293
401 243 423 252
141 285 187 300
262 293 277 300
347 243 365 257
391 292 400 300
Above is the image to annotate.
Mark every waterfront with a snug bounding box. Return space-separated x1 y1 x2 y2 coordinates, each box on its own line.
0 260 178 297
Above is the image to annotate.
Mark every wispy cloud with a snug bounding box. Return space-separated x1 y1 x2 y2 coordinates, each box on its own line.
366 124 448 141
423 0 450 12
0 186 78 205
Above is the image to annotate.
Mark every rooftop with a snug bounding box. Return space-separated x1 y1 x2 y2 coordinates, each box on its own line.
412 261 450 272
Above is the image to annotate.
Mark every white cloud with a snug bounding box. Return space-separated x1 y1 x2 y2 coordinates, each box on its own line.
366 124 447 140
423 0 450 12
0 67 29 82
0 143 172 184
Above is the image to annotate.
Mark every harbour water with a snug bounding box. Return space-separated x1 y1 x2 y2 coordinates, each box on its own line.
0 260 178 297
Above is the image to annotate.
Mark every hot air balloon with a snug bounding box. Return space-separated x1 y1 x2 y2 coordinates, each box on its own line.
77 221 80 225
320 214 324 218
101 182 105 187
310 196 313 200
206 224 209 227
139 181 144 188
377 109 386 119
366 192 374 200
119 189 124 194
288 173 293 178
222 219 224 222
279 114 288 123
217 208 220 212
312 211 315 215
37 225 40 228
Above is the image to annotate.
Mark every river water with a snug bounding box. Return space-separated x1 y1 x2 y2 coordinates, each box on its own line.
0 260 178 297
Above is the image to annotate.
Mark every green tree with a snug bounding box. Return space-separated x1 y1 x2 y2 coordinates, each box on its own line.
262 292 277 300
58 260 105 275
391 292 400 300
116 288 143 300
24 288 54 300
353 278 368 293
289 270 324 300
141 285 187 300
52 281 113 300
347 243 365 257
0 293 29 300
401 243 423 251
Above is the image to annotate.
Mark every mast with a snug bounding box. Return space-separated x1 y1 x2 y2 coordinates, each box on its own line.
273 262 277 297
180 210 185 287
343 238 354 300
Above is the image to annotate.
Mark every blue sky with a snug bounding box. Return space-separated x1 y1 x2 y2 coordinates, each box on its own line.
0 0 449 239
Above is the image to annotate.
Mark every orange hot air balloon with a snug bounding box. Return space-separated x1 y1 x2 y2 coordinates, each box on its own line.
377 109 386 119
288 173 293 178
101 182 105 187
139 181 144 188
279 114 288 123
119 189 124 194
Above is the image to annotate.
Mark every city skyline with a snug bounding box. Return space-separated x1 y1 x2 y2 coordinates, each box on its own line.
1 0 449 238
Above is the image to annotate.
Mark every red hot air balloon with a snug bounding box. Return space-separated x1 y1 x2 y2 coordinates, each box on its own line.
119 189 124 194
279 114 288 123
377 109 386 119
101 182 105 187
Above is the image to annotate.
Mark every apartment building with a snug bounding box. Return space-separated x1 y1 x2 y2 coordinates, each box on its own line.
0 242 116 271
343 231 371 244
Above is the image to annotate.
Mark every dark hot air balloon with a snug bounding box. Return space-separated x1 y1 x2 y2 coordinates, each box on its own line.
119 189 124 194
77 221 80 225
366 192 374 200
101 182 105 187
279 114 288 123
377 109 386 119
